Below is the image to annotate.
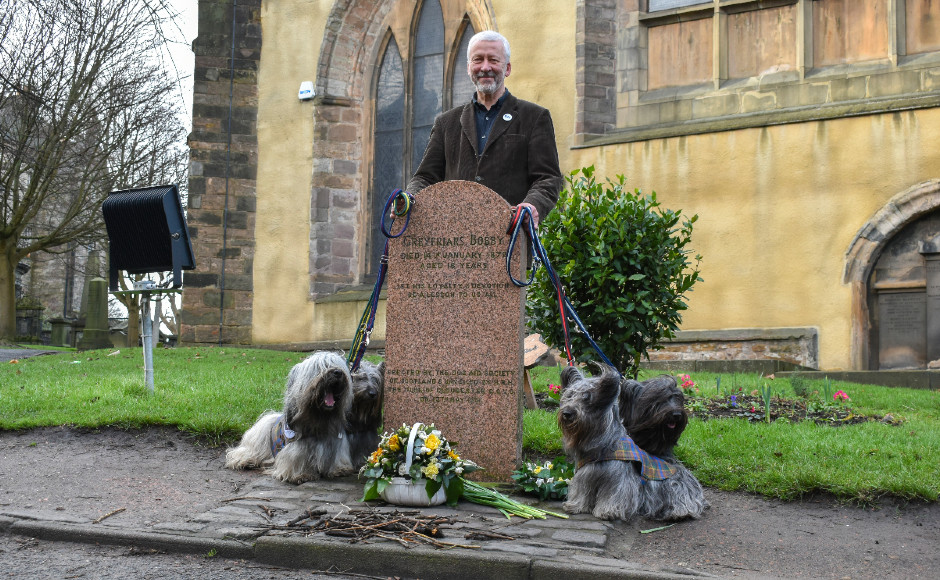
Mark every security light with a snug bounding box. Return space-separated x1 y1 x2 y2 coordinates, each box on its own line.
101 184 195 291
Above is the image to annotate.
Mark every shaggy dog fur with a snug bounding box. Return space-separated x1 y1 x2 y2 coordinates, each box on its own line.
618 374 688 458
558 365 706 521
224 351 355 483
346 360 385 467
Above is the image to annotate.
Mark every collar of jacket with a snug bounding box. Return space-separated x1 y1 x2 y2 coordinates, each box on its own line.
461 92 518 156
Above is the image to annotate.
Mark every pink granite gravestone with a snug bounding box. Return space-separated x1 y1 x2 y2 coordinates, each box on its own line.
383 181 526 480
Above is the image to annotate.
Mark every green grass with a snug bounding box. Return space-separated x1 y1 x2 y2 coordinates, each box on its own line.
523 367 940 503
1 346 307 442
3 348 939 502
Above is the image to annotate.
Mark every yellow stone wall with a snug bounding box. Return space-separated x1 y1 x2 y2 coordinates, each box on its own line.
568 111 940 370
248 0 940 369
252 0 331 343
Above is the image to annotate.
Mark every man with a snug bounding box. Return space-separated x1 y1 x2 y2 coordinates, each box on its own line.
406 30 563 228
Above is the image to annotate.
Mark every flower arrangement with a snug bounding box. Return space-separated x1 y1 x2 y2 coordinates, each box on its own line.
359 423 479 506
511 457 574 500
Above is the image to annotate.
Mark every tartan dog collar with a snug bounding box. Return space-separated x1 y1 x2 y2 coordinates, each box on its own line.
578 436 678 481
269 413 296 458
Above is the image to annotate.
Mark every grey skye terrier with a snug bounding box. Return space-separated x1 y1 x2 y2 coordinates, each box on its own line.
558 365 706 521
347 360 386 466
225 351 383 483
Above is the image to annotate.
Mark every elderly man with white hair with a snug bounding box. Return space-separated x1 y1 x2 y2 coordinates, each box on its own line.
406 30 563 228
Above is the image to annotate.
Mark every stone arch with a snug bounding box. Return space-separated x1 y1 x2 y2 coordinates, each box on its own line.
308 0 496 297
843 179 940 369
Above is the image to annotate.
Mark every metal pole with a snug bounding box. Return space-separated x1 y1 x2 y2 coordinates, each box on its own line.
141 293 154 393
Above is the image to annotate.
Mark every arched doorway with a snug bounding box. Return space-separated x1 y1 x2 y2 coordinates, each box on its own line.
844 180 940 369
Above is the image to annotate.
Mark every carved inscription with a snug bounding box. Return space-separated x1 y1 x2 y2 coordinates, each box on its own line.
385 368 517 405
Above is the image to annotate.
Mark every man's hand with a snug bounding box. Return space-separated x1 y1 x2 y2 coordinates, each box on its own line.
516 202 540 228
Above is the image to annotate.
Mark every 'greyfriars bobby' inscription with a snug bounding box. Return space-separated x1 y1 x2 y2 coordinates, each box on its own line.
384 181 525 480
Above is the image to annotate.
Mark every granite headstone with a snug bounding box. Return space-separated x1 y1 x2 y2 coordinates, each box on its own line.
77 278 114 351
383 181 526 480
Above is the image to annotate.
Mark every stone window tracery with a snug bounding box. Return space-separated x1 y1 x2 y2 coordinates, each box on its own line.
368 2 476 276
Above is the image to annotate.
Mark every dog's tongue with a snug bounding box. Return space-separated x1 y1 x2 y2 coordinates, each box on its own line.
325 392 335 407
666 422 676 429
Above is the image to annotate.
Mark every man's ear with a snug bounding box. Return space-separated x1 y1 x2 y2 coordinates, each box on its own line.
505 61 511 78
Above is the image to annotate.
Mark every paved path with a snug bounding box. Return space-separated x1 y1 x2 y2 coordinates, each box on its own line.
0 348 59 362
1 474 691 580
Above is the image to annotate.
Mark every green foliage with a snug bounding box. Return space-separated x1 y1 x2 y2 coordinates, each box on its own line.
526 166 702 378
759 384 774 423
790 376 810 398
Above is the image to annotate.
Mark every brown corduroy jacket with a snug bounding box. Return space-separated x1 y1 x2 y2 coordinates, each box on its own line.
406 93 564 221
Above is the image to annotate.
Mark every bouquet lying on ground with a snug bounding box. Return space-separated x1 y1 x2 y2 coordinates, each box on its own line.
511 457 573 500
359 423 567 518
359 423 479 506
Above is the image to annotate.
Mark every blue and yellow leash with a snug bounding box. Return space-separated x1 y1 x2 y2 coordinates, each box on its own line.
346 189 415 372
505 205 620 376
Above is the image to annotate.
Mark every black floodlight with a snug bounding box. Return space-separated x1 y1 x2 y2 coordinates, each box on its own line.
102 184 195 291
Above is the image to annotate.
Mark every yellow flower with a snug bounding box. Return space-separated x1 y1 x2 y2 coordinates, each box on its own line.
424 433 441 452
533 465 543 474
387 434 401 451
369 448 384 463
448 449 459 460
423 462 440 478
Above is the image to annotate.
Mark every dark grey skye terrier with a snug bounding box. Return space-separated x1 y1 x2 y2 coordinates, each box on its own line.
346 360 386 467
558 365 706 521
226 351 383 483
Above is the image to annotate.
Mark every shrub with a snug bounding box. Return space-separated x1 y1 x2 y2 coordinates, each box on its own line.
526 166 702 378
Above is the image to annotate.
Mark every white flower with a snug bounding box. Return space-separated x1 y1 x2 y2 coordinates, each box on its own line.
432 429 441 437
455 466 463 475
420 446 430 455
536 478 545 487
547 477 554 484
398 463 408 476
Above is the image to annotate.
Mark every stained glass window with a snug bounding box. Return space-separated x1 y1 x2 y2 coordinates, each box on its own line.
451 23 476 109
372 40 404 276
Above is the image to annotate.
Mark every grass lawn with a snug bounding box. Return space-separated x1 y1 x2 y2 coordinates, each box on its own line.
3 346 938 502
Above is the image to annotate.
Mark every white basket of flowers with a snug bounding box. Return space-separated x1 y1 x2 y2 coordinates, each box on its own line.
359 422 479 507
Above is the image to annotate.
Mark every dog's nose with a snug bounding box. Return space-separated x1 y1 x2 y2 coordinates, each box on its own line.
561 410 574 422
367 387 378 398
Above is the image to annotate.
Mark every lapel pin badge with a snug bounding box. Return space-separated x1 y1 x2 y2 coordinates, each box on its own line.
502 113 512 121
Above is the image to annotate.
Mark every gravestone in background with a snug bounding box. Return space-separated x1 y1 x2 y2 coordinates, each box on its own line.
77 278 114 351
383 181 526 480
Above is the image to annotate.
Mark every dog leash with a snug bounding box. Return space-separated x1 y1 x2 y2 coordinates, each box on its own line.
505 206 620 376
347 189 415 372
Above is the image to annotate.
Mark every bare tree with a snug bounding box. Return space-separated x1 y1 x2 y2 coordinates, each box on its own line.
0 0 188 341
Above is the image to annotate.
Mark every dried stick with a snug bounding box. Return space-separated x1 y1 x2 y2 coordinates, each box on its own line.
93 507 126 524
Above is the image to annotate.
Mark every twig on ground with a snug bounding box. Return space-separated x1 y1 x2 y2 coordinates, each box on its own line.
93 507 126 524
276 508 481 549
639 524 675 534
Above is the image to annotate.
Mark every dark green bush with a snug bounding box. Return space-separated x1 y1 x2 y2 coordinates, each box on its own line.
526 166 702 378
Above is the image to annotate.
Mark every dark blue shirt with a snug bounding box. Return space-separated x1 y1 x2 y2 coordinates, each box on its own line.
473 91 510 155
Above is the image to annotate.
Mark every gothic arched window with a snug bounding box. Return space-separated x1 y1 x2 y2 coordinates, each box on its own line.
368 3 475 276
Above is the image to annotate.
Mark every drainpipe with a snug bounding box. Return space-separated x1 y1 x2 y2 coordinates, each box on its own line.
219 0 237 346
